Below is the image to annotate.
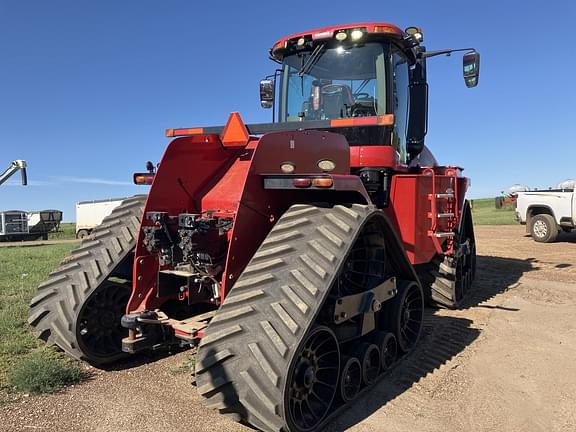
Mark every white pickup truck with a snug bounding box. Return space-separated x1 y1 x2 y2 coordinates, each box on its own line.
516 189 575 242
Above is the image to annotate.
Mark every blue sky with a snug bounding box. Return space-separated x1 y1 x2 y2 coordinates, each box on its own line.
1 0 574 221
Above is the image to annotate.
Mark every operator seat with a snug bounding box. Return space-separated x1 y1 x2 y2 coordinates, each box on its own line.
321 84 354 118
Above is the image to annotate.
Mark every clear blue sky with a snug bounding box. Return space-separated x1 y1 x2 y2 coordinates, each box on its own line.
1 0 574 221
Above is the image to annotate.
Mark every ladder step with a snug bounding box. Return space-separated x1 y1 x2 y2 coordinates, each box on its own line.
434 232 455 238
435 193 454 199
437 213 455 218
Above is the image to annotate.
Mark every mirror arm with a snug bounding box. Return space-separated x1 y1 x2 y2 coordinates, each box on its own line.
420 47 476 59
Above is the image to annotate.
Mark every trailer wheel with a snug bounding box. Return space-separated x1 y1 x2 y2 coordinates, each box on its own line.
28 195 146 365
530 214 558 243
76 229 90 239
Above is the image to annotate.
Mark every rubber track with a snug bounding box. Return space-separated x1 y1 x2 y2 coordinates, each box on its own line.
195 204 379 432
419 232 476 309
28 195 146 364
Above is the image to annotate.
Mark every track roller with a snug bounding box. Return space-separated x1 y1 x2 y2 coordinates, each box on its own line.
355 343 380 386
338 356 362 403
374 331 397 370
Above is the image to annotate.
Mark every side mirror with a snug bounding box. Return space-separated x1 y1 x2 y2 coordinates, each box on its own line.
259 79 275 108
463 51 480 88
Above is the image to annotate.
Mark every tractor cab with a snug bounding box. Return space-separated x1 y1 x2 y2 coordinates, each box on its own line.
261 23 480 163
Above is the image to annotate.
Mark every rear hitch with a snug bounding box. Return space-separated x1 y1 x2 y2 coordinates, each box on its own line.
121 310 174 354
121 309 217 354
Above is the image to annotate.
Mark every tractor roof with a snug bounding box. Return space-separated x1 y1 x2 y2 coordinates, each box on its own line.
271 22 404 60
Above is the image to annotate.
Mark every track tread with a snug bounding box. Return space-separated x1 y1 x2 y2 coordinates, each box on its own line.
27 195 147 364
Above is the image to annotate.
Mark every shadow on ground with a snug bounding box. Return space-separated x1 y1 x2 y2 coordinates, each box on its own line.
324 254 533 431
99 346 191 372
460 255 535 309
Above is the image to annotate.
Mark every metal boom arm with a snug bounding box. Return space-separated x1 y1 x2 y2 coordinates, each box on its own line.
0 160 28 186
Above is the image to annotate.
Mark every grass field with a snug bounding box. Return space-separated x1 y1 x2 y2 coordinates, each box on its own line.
0 243 84 395
471 198 517 225
47 223 76 240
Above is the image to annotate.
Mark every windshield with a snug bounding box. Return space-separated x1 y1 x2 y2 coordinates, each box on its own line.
280 42 387 122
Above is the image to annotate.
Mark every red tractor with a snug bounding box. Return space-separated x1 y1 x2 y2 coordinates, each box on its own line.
29 23 479 432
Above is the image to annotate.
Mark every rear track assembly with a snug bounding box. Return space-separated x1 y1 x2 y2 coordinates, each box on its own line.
28 195 146 365
195 204 424 432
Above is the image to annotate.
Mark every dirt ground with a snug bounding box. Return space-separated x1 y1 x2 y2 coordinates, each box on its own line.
1 225 575 432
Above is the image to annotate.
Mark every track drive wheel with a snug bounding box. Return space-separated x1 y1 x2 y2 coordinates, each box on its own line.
195 204 422 432
382 280 424 353
28 195 146 365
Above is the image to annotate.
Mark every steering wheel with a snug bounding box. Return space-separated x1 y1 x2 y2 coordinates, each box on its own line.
353 93 372 100
321 85 344 95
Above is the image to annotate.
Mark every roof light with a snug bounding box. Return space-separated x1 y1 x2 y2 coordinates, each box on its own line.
373 25 400 34
405 26 424 42
297 37 306 46
350 29 364 41
335 31 347 41
312 30 332 40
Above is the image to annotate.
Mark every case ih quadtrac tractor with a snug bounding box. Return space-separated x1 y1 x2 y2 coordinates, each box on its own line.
29 23 480 432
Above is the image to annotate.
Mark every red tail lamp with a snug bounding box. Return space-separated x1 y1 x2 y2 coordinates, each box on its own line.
292 178 312 188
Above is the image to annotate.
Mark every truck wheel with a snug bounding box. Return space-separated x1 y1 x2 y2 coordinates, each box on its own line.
76 229 90 239
28 195 146 365
530 214 558 243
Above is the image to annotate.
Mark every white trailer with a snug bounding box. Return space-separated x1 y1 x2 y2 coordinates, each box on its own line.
75 198 125 239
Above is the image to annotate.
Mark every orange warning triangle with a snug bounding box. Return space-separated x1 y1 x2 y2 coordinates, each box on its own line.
220 112 250 148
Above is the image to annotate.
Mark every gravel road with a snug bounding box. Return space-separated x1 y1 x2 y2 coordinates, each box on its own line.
1 225 575 432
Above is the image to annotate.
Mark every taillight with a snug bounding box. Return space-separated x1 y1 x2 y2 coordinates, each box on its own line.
292 178 312 188
312 178 333 188
133 173 154 185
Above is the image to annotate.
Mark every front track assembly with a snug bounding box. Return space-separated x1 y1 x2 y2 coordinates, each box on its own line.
195 204 424 432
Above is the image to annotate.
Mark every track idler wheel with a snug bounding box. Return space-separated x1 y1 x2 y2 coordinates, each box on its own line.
286 326 340 432
338 356 362 403
374 331 398 370
383 280 424 353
